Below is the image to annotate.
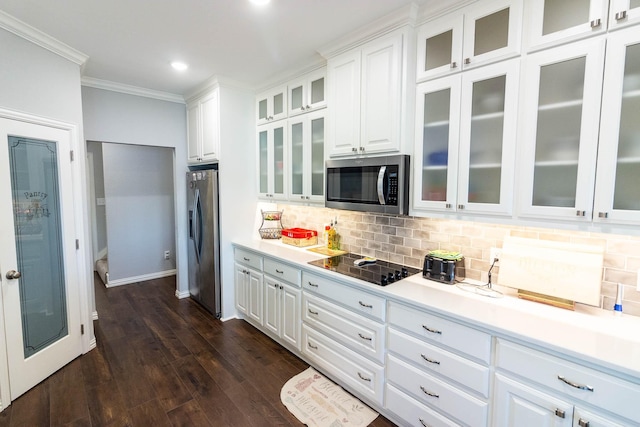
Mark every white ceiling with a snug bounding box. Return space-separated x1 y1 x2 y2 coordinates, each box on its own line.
0 0 459 97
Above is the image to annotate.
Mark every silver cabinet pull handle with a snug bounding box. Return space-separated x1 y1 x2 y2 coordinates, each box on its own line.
357 372 372 382
598 212 609 218
422 325 442 335
419 419 431 427
616 10 627 20
275 269 284 274
308 342 318 350
421 354 440 365
578 418 590 427
358 301 373 308
557 375 593 391
243 257 250 261
420 386 439 398
555 408 566 418
308 309 318 315
307 281 319 287
358 333 372 341
590 18 601 27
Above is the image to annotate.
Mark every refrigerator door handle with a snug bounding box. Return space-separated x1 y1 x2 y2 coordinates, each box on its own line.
193 188 202 264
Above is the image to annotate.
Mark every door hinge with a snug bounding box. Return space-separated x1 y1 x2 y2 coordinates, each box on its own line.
70 150 74 161
75 239 80 250
81 324 84 335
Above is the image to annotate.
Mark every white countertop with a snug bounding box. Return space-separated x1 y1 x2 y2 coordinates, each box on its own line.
233 238 640 380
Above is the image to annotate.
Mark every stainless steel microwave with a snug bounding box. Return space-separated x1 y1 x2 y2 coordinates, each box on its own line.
325 155 410 215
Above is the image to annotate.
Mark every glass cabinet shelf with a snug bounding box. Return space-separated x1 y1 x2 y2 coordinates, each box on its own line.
537 99 584 111
469 162 502 169
617 157 640 164
534 159 580 167
423 164 449 171
424 120 450 128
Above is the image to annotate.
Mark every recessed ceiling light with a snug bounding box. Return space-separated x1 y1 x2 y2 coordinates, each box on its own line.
249 0 270 5
171 61 188 71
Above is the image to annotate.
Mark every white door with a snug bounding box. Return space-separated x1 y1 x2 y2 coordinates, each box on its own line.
0 118 82 400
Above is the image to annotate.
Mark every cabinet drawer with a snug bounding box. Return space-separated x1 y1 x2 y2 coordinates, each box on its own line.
387 355 488 427
496 339 640 424
302 271 386 321
388 302 491 364
234 248 263 271
303 293 385 363
302 325 384 406
264 257 301 286
385 384 459 427
388 327 490 398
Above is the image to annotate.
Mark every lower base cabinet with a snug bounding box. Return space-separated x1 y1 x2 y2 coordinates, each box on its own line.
302 325 384 406
264 277 301 350
385 383 460 427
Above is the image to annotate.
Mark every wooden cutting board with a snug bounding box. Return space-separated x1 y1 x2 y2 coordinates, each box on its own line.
497 236 604 306
306 246 347 256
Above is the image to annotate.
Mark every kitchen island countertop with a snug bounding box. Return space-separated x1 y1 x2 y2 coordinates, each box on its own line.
233 238 640 381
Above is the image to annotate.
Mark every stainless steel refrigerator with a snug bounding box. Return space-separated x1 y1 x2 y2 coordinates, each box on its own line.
187 168 221 318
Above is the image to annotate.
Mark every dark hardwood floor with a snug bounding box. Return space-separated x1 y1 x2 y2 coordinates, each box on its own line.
0 274 397 426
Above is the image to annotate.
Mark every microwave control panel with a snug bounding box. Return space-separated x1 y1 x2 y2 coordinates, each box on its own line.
387 171 398 205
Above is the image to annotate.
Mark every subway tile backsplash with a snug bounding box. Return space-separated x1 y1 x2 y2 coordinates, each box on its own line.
277 204 640 317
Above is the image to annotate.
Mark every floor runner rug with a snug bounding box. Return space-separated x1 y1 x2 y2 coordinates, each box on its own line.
280 367 379 426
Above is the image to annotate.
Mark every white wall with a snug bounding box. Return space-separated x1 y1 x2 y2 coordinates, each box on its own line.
81 87 189 294
102 143 175 282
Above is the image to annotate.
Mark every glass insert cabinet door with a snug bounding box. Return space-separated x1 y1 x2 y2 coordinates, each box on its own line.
0 117 82 401
288 112 325 202
518 38 605 220
594 29 640 223
257 122 287 200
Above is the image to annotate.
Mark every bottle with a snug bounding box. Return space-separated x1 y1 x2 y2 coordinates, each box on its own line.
327 221 336 250
322 225 330 246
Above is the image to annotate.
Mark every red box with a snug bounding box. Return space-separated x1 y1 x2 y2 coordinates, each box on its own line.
281 228 318 246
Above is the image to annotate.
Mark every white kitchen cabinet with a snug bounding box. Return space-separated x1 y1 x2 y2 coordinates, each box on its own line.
327 29 405 157
517 37 605 221
234 248 264 322
263 258 301 350
386 383 460 427
187 89 220 164
593 28 640 224
414 59 519 216
524 0 609 51
287 68 326 117
257 120 287 200
609 0 640 30
288 110 325 203
256 85 287 125
416 0 522 82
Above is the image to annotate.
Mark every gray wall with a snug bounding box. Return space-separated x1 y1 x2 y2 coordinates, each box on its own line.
87 141 107 256
102 143 175 282
81 86 189 293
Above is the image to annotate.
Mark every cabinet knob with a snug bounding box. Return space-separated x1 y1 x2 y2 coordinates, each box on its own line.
451 61 457 69
306 105 311 109
359 146 365 152
300 106 306 111
445 203 452 209
457 204 464 210
615 10 627 20
464 57 471 65
598 212 609 219
555 409 566 419
352 147 357 152
300 195 305 200
590 18 601 28
578 419 590 427
576 210 586 217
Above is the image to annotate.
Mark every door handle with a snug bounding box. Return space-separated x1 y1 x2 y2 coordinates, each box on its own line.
5 270 21 280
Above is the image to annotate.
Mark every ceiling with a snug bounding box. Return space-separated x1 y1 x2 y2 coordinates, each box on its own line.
0 0 459 97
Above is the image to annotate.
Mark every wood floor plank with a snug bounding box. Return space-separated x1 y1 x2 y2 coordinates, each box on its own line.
49 358 90 425
128 399 172 427
7 380 50 427
224 381 294 427
85 379 131 426
166 400 213 427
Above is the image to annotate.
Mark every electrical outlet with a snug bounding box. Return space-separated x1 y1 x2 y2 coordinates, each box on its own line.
164 250 170 260
490 247 501 264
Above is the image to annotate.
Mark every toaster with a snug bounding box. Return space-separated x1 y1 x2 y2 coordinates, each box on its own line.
423 253 465 285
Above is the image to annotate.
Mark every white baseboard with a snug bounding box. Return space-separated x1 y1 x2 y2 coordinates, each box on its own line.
92 311 99 320
175 289 190 299
97 247 108 261
105 269 176 288
220 315 238 322
88 337 97 351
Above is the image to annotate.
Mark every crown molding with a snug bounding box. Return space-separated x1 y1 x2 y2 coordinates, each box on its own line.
416 0 476 24
0 10 88 66
318 2 418 59
81 77 185 104
184 75 253 103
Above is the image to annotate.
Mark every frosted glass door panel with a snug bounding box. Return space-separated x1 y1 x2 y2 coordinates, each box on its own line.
291 86 303 111
311 117 325 197
258 99 268 121
274 127 284 194
613 42 640 210
633 0 640 7
532 57 586 207
542 0 589 35
259 130 268 193
422 89 451 202
468 76 506 204
8 136 68 358
291 123 303 196
474 8 510 56
311 78 325 104
426 30 453 71
273 93 284 116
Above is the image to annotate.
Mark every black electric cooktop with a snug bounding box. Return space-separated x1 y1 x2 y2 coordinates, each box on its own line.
307 253 420 286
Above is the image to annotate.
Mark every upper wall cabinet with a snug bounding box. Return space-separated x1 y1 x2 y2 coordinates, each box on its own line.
187 89 220 164
414 59 520 216
288 110 326 203
257 121 288 200
327 29 409 157
609 0 640 30
516 38 606 221
593 28 640 224
416 0 523 82
288 68 326 117
256 85 287 125
524 0 610 51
